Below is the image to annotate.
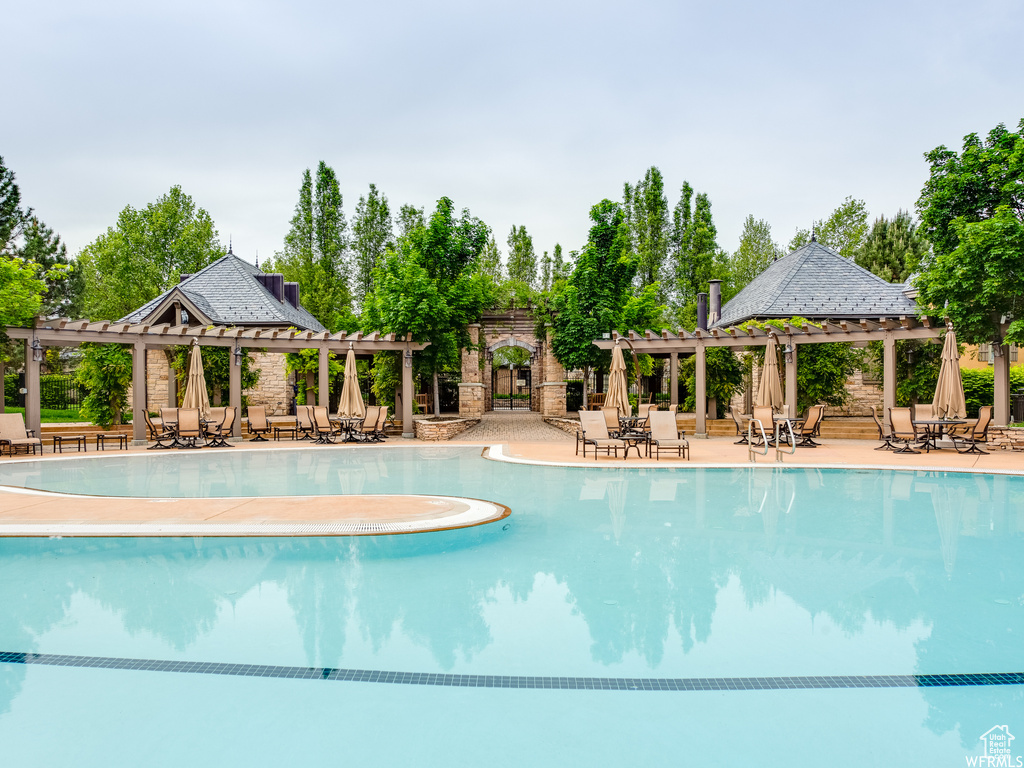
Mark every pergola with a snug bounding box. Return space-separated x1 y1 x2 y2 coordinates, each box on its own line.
5 319 429 442
594 316 953 437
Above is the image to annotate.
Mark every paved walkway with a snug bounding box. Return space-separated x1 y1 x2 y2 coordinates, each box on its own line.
452 411 572 442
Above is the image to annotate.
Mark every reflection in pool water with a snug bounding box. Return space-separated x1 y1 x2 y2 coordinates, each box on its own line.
0 448 1021 766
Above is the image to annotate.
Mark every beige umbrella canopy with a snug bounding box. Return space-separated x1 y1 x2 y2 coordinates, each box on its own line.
606 344 632 418
933 330 966 419
337 347 366 419
181 342 211 419
756 335 785 410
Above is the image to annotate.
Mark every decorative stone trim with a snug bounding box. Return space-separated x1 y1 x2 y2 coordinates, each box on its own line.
414 417 480 441
986 427 1024 451
544 417 581 436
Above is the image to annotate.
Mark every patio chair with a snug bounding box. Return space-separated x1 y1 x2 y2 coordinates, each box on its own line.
296 405 315 440
246 405 271 442
206 406 236 447
0 413 42 456
351 405 382 442
176 408 204 449
730 407 750 445
888 407 922 454
794 404 825 447
578 410 626 460
144 411 175 449
371 406 389 441
160 407 179 430
750 405 774 446
649 411 689 461
601 407 622 437
913 403 934 422
870 406 894 451
312 406 342 444
950 405 992 455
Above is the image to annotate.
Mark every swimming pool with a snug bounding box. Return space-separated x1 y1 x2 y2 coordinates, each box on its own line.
0 447 1022 766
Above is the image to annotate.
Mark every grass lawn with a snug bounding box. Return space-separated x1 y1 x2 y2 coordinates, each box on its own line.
2 406 87 423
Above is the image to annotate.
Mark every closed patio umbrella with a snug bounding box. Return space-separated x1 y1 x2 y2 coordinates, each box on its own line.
338 347 366 419
181 342 210 420
756 336 784 410
606 344 632 418
933 329 966 419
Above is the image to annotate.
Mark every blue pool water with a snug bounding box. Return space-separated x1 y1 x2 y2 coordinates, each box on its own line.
0 447 1022 766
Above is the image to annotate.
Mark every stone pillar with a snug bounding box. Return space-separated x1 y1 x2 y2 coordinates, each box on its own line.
539 325 566 417
994 342 1011 426
132 340 147 444
230 347 242 438
695 344 707 438
459 324 485 417
669 352 678 407
318 347 330 407
883 332 896 428
24 339 41 440
401 346 414 438
782 342 798 415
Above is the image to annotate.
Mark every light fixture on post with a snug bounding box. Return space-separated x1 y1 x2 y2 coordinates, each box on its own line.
232 344 243 367
404 349 413 369
30 338 44 362
783 344 794 364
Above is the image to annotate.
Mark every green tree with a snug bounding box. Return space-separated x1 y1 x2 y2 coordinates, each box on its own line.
364 197 494 415
169 345 262 408
478 236 503 282
77 343 133 427
789 196 869 258
78 186 223 320
352 183 393 312
20 215 83 318
854 210 929 283
551 243 569 284
539 251 551 291
551 199 663 406
0 155 23 253
271 163 352 331
680 348 744 412
0 255 47 327
731 215 782 290
506 225 537 286
396 204 424 242
915 119 1024 345
670 184 719 319
625 166 670 295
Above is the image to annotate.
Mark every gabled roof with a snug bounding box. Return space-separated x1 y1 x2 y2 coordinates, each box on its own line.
119 252 326 332
716 240 919 328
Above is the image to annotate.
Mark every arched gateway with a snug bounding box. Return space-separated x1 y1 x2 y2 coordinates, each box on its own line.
458 309 567 418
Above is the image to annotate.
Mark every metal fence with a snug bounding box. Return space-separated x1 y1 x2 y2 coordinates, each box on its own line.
5 374 84 411
564 370 673 412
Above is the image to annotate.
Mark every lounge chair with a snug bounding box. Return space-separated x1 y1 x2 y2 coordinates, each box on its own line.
888 407 921 454
246 405 271 442
144 411 175 449
601 407 622 437
176 408 204 449
951 405 992 455
730 407 750 445
870 406 894 451
649 411 689 460
206 406 236 447
312 406 342 444
350 406 381 442
296 405 315 440
578 410 626 459
0 413 42 456
794 404 825 447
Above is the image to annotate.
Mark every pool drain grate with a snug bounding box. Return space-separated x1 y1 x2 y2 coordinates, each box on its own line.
2 651 1022 692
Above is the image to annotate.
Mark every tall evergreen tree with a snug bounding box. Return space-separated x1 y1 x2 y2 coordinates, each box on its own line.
672 186 719 316
854 210 929 283
272 163 351 331
506 224 537 286
0 155 23 253
731 215 782 290
352 183 393 311
20 215 83 318
478 236 503 281
540 250 551 291
628 166 670 293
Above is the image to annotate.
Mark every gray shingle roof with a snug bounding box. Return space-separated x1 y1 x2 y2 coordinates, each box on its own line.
716 240 919 327
119 253 326 332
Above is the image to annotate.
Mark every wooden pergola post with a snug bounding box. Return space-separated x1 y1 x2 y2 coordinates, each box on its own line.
669 352 678 407
131 339 147 444
883 331 896 428
318 346 330 407
785 342 798 417
401 344 414 437
695 345 707 438
230 344 242 438
25 338 42 440
0 359 5 413
993 342 1011 426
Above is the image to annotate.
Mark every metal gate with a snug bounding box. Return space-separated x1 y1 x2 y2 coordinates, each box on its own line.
491 367 531 410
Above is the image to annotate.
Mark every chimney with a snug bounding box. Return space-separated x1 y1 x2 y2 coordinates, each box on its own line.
709 280 722 326
284 282 300 308
179 274 191 283
697 292 708 331
256 273 285 301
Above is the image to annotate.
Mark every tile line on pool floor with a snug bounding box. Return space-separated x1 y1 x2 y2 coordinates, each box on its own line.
2 651 1021 692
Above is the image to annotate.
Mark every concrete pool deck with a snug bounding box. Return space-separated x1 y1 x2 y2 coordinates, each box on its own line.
0 434 1019 535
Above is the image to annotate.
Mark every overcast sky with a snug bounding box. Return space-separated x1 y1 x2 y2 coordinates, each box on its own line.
4 0 1021 268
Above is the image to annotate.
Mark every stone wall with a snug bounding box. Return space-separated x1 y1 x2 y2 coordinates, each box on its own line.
247 352 291 415
986 427 1024 451
544 416 581 437
146 350 173 410
414 417 480 441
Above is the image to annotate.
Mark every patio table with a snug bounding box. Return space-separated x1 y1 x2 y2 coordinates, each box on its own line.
913 419 967 451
